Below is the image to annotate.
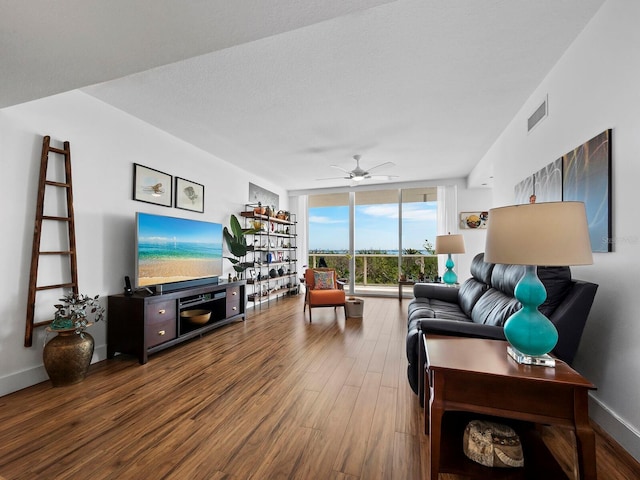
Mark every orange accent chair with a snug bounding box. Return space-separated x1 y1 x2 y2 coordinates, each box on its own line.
304 268 346 322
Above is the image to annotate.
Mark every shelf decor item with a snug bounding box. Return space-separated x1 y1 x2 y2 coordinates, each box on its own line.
43 293 106 387
253 202 266 215
435 233 466 285
180 309 211 325
484 202 593 364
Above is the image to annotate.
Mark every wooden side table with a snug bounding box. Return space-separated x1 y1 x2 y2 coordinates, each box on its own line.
424 335 597 479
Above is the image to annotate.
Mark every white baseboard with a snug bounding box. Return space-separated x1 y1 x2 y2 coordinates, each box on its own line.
590 392 640 462
0 344 108 397
0 365 49 397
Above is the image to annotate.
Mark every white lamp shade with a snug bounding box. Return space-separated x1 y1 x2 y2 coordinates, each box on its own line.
435 234 466 254
484 201 593 266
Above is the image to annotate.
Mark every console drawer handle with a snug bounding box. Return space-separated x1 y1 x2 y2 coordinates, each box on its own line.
158 309 166 315
158 330 166 336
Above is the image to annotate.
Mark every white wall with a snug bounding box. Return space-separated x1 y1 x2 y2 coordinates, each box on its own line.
470 0 640 459
0 90 287 396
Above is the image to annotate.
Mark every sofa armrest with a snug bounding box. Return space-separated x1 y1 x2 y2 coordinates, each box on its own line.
413 283 459 302
419 318 507 341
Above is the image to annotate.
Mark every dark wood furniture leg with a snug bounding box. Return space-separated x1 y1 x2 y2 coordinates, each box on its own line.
574 390 597 479
428 372 444 480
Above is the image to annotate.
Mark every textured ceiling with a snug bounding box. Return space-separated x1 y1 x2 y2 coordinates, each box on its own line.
2 0 605 191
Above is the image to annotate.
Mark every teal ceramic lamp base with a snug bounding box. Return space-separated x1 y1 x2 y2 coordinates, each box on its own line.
504 265 558 366
442 254 458 285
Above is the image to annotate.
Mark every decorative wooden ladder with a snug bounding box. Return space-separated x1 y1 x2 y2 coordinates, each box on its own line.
25 136 79 347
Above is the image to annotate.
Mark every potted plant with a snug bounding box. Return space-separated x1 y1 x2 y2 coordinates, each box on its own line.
223 214 259 280
51 293 105 333
43 293 106 387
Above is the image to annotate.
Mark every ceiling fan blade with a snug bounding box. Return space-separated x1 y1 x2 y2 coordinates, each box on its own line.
330 164 352 174
316 175 352 181
367 161 395 172
368 174 399 180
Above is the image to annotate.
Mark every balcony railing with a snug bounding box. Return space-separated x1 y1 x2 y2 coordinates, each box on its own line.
308 253 438 295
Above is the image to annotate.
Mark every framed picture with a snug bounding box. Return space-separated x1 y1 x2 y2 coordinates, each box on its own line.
133 164 172 207
460 211 489 229
562 129 612 252
249 182 279 210
175 177 204 213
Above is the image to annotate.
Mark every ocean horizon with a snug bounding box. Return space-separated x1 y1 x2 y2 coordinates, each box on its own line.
309 249 433 255
138 241 223 261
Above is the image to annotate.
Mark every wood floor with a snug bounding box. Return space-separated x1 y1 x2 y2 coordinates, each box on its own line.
1 295 639 479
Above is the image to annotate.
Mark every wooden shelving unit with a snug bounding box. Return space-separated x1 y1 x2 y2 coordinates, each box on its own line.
240 206 298 308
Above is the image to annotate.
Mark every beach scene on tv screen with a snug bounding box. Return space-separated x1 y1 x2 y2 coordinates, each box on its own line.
137 214 223 287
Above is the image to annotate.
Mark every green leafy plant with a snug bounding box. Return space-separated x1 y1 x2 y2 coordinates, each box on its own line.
223 214 259 277
423 239 435 254
52 293 106 335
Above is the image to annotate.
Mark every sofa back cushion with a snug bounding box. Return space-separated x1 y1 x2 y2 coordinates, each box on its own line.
470 288 522 326
458 279 489 317
470 253 495 285
457 253 494 317
491 264 525 297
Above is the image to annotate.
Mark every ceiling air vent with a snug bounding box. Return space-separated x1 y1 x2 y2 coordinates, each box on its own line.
527 96 548 132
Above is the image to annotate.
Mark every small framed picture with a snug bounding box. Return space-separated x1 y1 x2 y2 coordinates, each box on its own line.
133 163 172 207
175 177 204 213
460 211 489 229
277 251 284 262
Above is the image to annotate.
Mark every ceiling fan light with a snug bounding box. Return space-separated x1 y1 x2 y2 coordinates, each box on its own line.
352 176 364 182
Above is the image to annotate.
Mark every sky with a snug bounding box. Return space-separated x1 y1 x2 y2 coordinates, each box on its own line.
138 212 222 244
309 201 437 252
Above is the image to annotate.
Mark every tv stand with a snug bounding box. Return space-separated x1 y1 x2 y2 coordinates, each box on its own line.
107 280 245 364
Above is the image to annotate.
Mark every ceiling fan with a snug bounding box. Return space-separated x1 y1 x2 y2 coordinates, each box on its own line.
318 155 398 183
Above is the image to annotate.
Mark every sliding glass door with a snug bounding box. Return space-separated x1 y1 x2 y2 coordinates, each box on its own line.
400 188 438 282
354 189 400 293
308 192 350 279
308 187 438 296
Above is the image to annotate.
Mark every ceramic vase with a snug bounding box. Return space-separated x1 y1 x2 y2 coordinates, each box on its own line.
43 330 94 387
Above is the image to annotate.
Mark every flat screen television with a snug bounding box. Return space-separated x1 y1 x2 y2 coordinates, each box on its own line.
135 212 223 293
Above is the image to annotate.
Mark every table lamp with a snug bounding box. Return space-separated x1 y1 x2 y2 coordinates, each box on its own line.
435 233 466 285
484 201 593 365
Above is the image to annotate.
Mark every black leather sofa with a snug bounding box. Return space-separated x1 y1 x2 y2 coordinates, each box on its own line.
406 253 598 398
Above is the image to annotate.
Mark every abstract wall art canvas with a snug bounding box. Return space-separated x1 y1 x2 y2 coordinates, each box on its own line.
514 158 562 204
562 129 612 253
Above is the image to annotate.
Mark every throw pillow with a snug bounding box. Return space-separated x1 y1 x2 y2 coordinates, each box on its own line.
314 270 335 290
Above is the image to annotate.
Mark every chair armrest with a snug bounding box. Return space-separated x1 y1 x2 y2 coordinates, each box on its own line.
413 283 459 302
419 318 506 341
